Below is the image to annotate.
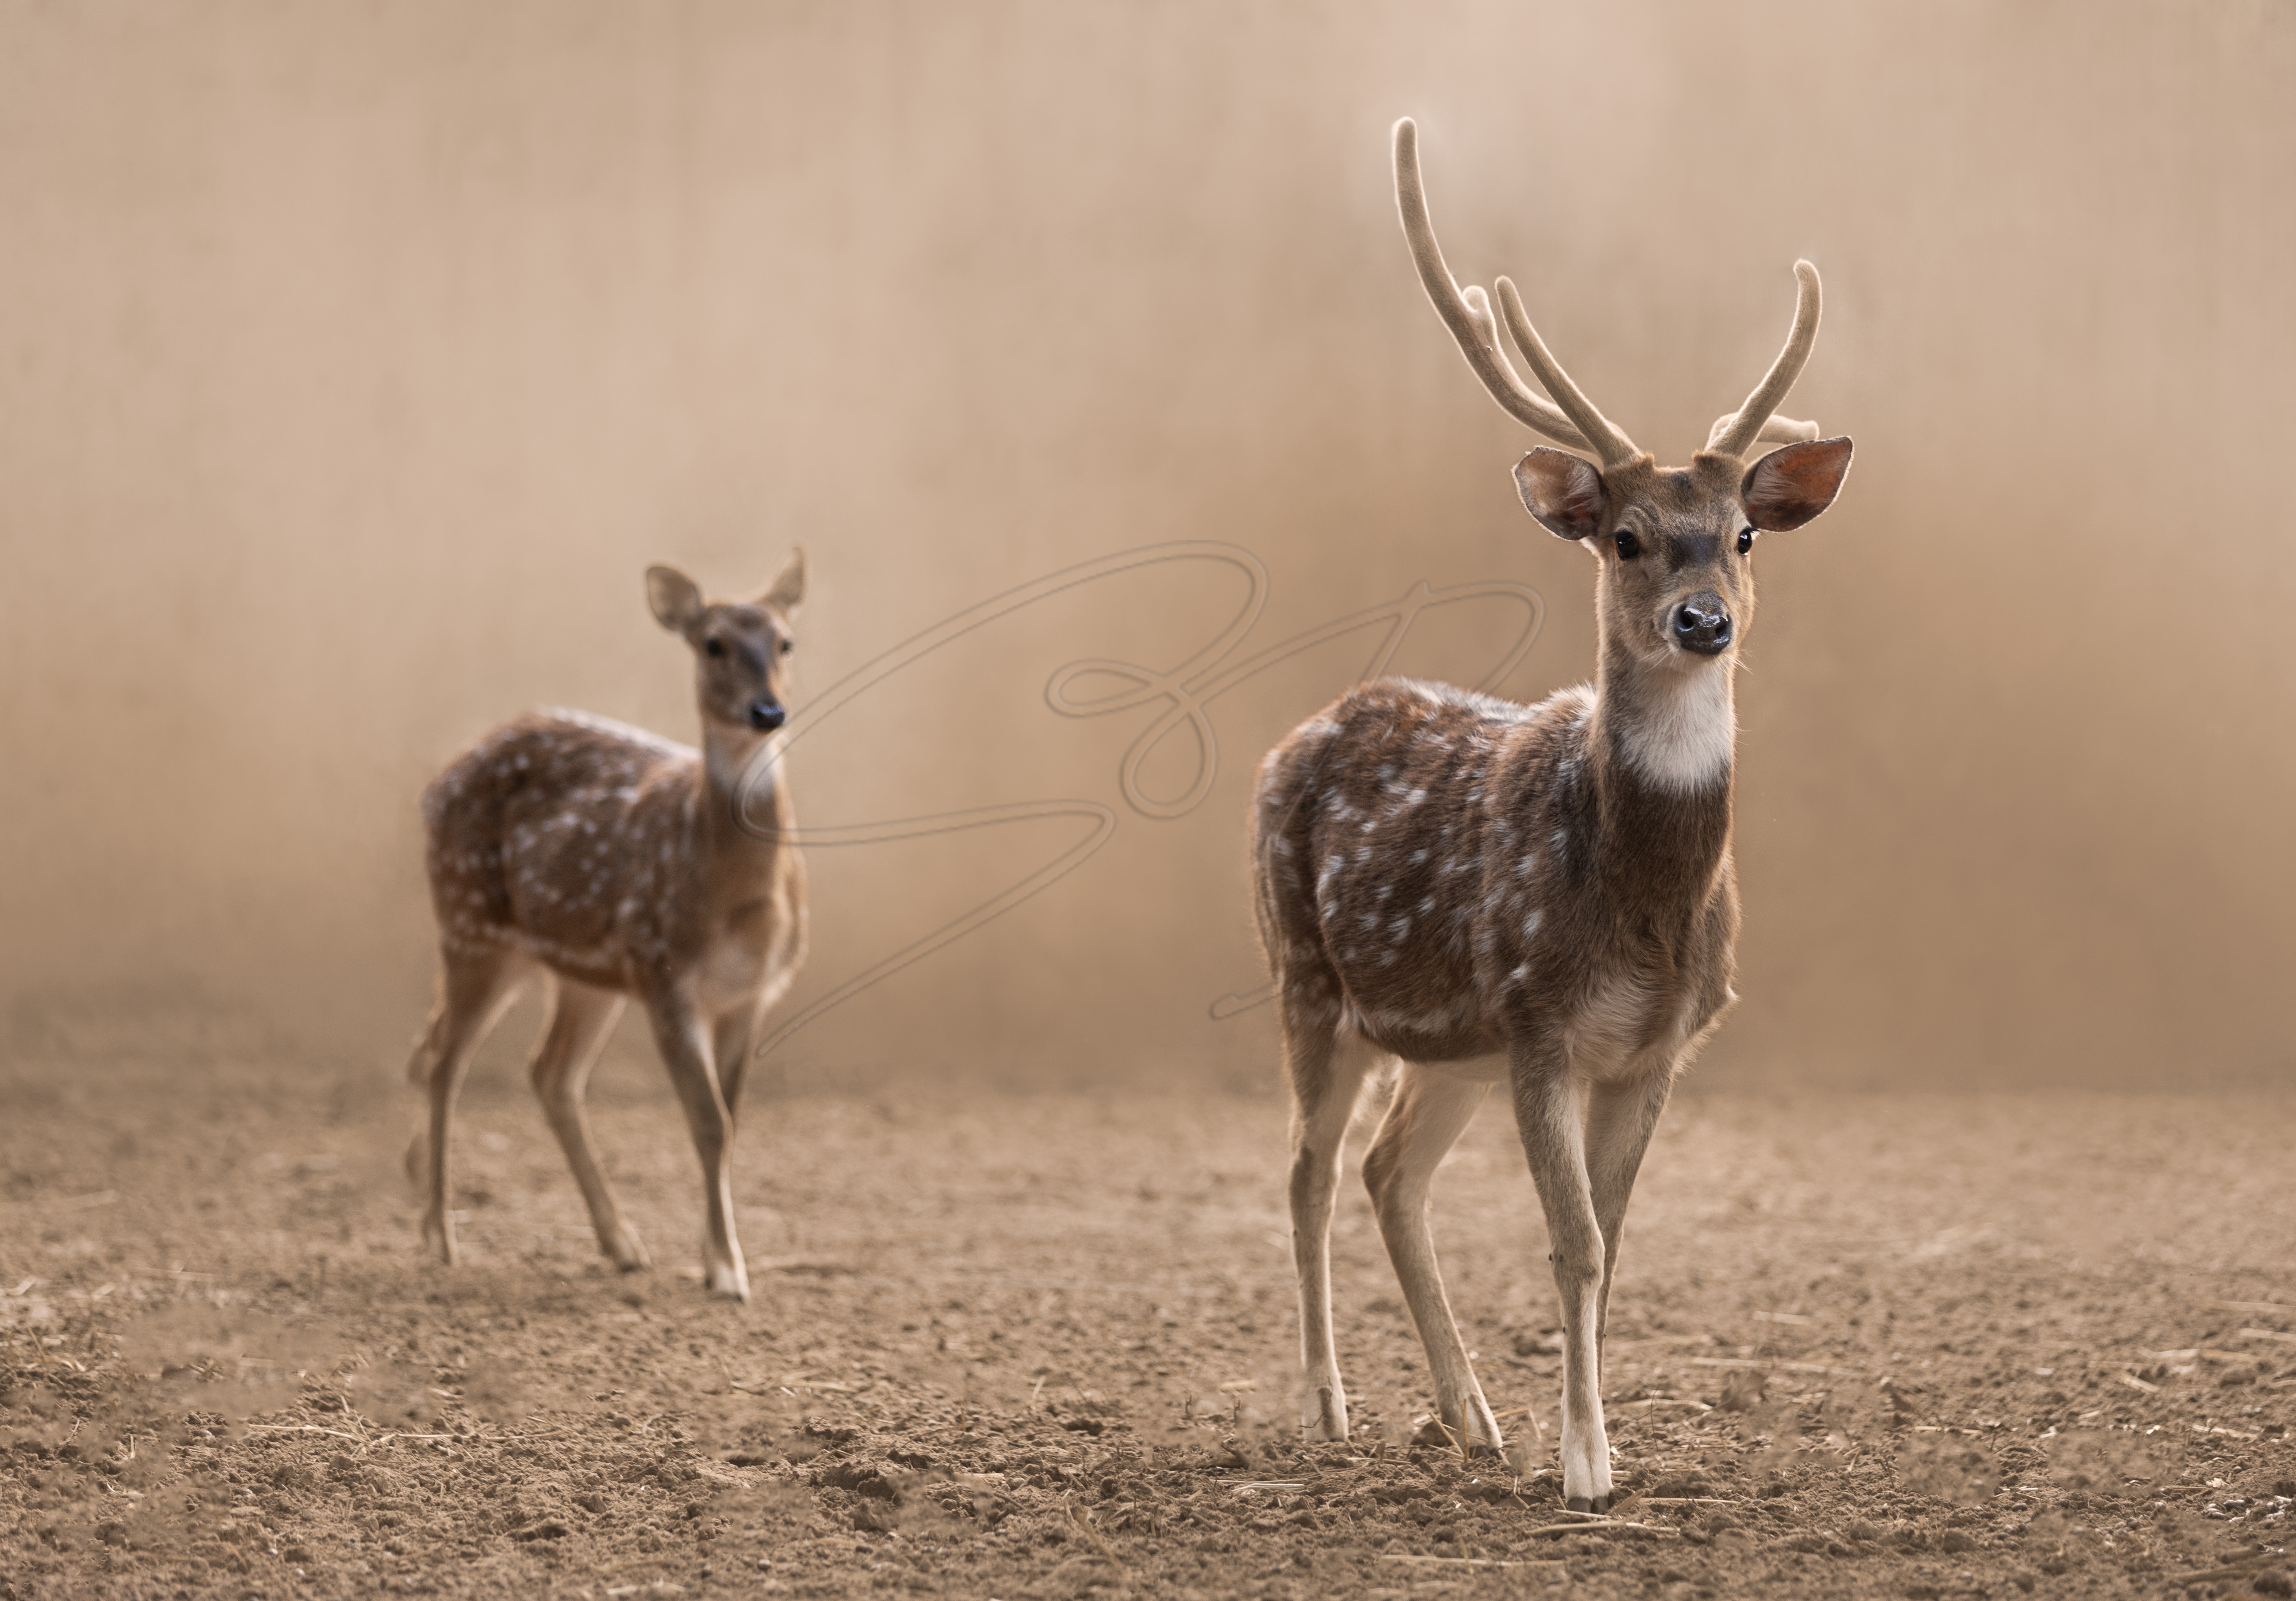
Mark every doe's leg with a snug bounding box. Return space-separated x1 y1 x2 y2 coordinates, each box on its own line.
712 1005 761 1121
528 979 645 1271
410 943 528 1266
1510 1055 1613 1511
1362 1062 1500 1457
1285 1004 1373 1443
645 992 749 1301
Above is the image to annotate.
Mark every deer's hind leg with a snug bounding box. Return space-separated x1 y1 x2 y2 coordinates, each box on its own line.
1363 1061 1501 1457
410 941 530 1266
1286 986 1376 1443
529 978 644 1271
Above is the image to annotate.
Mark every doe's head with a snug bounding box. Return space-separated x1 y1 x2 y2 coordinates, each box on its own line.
645 548 807 733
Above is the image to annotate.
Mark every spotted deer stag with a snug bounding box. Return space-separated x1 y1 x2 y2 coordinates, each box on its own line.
1251 120 1852 1510
407 552 809 1301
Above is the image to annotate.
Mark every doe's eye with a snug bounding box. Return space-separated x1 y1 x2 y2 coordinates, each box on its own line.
703 637 725 657
1736 526 1756 555
778 638 795 656
1614 530 1641 560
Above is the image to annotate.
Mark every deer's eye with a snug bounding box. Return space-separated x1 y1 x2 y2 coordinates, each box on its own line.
703 637 725 658
1614 530 1641 560
778 637 795 656
1737 527 1756 555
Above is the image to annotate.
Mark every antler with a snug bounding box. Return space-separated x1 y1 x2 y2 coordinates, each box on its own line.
1705 261 1823 457
1394 118 1623 460
1490 276 1640 469
1397 117 1819 465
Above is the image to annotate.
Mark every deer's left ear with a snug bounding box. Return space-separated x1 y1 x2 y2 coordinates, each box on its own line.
1741 437 1853 531
756 546 806 613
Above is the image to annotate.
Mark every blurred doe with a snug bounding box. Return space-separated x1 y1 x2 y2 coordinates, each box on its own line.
1251 120 1853 1510
406 552 809 1301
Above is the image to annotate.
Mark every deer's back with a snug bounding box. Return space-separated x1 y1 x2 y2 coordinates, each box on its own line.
422 710 700 986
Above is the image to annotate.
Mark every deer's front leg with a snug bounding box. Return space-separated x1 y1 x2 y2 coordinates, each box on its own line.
1510 1057 1612 1511
1584 1065 1677 1357
645 992 749 1302
712 1006 761 1121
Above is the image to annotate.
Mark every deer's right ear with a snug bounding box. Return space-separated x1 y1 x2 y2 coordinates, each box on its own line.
646 565 705 634
1513 449 1606 541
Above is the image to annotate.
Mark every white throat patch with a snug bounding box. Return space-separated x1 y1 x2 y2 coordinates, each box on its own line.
1619 666 1735 792
709 729 786 809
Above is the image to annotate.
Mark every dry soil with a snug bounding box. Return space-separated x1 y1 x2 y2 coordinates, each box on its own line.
1 1050 2291 1600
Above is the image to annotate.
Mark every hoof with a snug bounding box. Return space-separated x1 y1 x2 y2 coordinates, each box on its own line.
421 1221 457 1268
1412 1415 1501 1456
1564 1494 1613 1515
1301 1386 1349 1443
602 1228 652 1273
705 1263 751 1302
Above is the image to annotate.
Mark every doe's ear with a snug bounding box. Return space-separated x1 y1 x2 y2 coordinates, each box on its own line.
1512 448 1606 541
645 564 705 633
756 545 806 613
1742 436 1853 531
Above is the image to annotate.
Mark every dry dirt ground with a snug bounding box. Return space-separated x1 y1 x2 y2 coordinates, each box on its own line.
1 1046 2291 1601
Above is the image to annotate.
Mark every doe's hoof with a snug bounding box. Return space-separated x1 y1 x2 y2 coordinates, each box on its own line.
1564 1494 1614 1514
600 1224 652 1273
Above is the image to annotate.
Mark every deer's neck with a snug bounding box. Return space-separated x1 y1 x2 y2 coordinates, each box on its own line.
1594 646 1736 798
696 724 793 868
1581 631 1737 884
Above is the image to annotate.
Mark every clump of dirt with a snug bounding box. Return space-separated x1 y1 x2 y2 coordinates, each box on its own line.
0 1056 2290 1597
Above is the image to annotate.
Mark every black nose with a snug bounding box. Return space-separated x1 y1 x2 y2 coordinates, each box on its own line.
1671 594 1733 655
746 699 785 732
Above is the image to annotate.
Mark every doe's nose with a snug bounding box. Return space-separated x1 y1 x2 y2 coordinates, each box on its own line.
746 699 786 732
1671 593 1733 655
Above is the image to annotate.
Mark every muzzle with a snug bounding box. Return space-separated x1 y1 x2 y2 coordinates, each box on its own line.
1671 592 1733 656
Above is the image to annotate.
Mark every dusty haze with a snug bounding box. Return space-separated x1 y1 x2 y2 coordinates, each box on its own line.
3 1 2291 1094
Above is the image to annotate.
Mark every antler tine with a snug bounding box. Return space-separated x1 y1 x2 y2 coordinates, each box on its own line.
1491 276 1641 469
1707 260 1822 458
1705 412 1823 452
1393 118 1593 453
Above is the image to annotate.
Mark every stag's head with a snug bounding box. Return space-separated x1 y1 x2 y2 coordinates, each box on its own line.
646 549 807 734
1394 118 1852 674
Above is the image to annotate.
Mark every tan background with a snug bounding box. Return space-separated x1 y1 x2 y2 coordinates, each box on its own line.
2 0 2290 1092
